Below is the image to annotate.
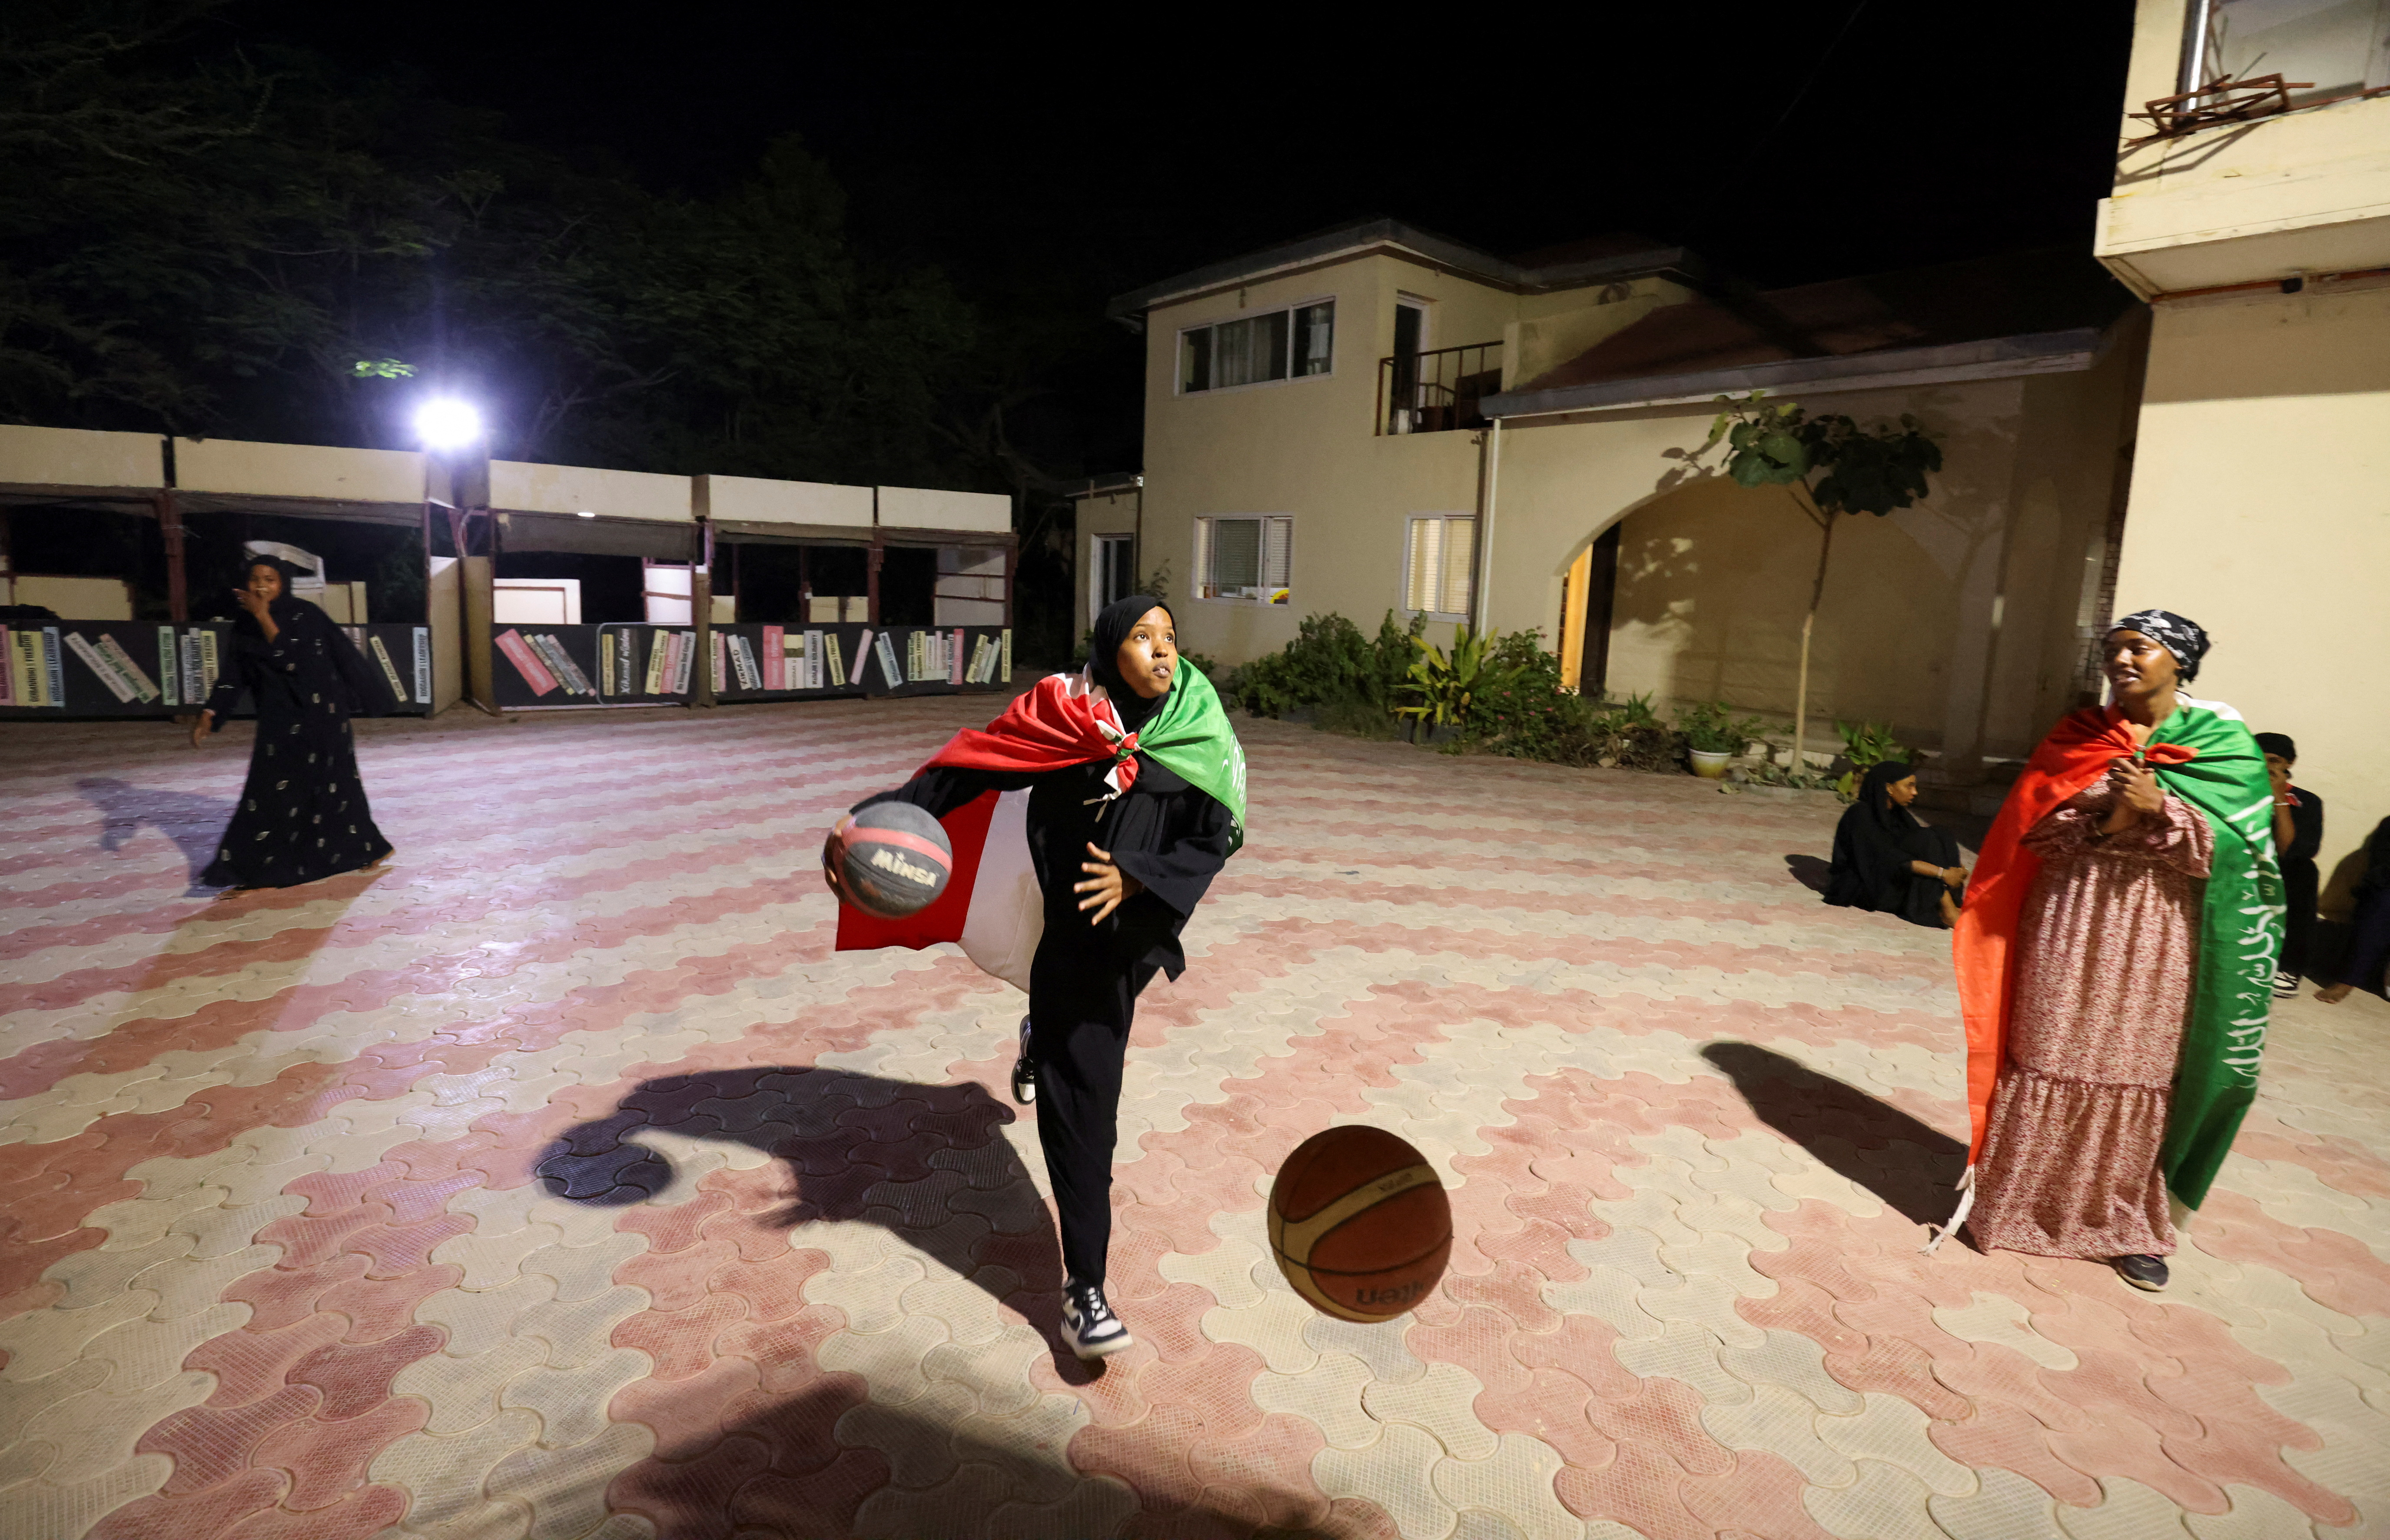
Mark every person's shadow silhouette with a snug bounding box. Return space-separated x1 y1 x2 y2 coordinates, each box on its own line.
537 1067 1072 1349
76 776 236 891
1700 1041 1968 1228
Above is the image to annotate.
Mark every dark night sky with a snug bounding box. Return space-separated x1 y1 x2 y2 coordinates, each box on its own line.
228 3 2136 288
219 1 2139 471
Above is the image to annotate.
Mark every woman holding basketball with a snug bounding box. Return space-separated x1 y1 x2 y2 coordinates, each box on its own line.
830 595 1245 1358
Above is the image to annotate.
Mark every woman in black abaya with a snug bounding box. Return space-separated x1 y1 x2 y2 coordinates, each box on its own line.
1824 760 1967 928
189 557 396 889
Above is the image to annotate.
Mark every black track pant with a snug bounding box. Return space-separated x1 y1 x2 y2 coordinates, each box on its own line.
1027 924 1159 1289
2280 860 2319 979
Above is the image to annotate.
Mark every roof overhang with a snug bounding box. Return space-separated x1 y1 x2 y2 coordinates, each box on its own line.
1105 218 1702 322
1480 327 2112 420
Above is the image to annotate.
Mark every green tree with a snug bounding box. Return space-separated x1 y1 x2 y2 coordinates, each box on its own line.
1 4 979 490
1690 392 1943 770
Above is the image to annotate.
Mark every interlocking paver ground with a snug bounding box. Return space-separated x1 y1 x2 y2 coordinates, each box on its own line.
3 697 2387 1540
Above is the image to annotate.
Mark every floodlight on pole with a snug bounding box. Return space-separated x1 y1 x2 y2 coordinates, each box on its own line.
414 398 483 452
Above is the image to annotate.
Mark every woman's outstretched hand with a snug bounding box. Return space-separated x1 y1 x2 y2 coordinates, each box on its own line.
1076 841 1143 925
188 710 213 749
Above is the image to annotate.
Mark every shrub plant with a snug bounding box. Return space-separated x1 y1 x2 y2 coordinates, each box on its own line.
1676 700 1769 756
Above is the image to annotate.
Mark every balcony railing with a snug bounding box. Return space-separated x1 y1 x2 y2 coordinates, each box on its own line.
1377 341 1504 436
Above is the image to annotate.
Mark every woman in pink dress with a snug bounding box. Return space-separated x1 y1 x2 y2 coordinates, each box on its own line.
1951 611 2280 1293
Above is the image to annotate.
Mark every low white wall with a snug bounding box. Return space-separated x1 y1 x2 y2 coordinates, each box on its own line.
176 438 425 503
704 474 871 527
490 461 692 521
0 425 163 491
879 486 1010 533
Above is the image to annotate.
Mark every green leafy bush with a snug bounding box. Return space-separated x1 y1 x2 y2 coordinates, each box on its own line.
1676 700 1768 756
1237 613 1371 717
1235 610 1421 719
1397 626 1513 731
1225 613 1699 777
1458 630 1566 756
1582 693 1683 771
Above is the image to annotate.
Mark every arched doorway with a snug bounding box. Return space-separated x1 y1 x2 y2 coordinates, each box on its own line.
1557 524 1620 695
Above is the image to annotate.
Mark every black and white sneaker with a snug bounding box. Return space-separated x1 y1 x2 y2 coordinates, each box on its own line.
2112 1254 2170 1292
1060 1278 1131 1359
1010 1016 1036 1105
2273 969 2300 999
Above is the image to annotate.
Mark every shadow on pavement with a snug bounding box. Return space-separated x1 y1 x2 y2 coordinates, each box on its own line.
1782 853 1833 893
1699 1040 1966 1227
538 1067 1074 1350
76 775 235 891
604 1368 1383 1539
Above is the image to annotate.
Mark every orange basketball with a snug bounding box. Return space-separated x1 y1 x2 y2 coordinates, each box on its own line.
1268 1125 1452 1322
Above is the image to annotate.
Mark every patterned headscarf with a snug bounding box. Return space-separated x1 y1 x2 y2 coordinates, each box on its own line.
2109 609 2210 683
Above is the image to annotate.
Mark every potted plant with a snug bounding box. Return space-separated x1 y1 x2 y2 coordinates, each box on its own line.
1677 700 1765 778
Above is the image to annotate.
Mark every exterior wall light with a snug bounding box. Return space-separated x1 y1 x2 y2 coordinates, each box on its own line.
415 398 484 451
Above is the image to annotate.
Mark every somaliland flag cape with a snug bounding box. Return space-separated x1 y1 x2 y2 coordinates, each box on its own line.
834 663 1247 992
1947 695 2282 1230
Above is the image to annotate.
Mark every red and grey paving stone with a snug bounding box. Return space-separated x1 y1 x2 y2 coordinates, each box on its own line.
2 697 2386 1540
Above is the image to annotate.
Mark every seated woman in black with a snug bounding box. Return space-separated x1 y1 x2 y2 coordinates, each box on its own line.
1825 760 1967 928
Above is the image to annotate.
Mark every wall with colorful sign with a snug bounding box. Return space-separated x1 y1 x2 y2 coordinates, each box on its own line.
0 621 435 719
487 622 1014 709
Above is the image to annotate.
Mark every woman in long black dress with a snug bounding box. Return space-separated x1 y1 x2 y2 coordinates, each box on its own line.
1823 760 1967 928
189 556 395 889
844 597 1237 1359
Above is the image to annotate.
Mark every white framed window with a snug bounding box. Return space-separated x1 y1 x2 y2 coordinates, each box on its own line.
1195 515 1292 603
1404 514 1477 619
1178 300 1335 393
2183 0 2390 103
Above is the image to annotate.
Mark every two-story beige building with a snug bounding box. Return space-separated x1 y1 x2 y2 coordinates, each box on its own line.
2097 0 2390 907
1100 219 2148 780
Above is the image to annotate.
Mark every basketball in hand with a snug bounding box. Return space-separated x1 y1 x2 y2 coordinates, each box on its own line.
827 803 953 919
1268 1125 1451 1322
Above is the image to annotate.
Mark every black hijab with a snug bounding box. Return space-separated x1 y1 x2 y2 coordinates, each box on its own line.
230 556 394 714
234 557 312 634
1089 593 1173 736
1857 760 1932 848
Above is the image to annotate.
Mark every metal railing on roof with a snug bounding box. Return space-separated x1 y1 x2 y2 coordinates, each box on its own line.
1376 342 1504 436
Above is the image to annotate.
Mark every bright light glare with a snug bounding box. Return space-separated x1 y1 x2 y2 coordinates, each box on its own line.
414 398 483 450
575 510 596 518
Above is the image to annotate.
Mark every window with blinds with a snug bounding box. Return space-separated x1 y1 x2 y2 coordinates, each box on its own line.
1178 301 1335 393
1405 514 1476 618
1194 515 1293 602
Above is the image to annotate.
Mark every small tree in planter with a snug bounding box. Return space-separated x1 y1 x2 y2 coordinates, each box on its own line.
1686 393 1943 773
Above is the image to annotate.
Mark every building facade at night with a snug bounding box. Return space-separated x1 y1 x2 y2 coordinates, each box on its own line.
1103 222 2149 779
2097 0 2390 911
